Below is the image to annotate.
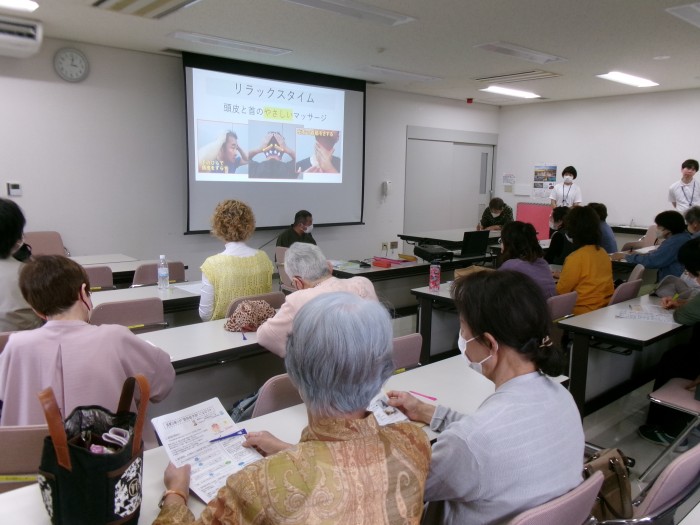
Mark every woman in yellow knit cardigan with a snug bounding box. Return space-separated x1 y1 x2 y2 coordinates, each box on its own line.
199 200 274 321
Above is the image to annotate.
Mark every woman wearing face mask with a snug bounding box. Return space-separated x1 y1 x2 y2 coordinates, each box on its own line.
611 210 691 281
544 206 574 265
549 166 582 208
477 197 513 231
0 255 175 426
387 271 584 525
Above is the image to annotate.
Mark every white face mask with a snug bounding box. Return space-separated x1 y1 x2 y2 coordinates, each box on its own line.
490 211 501 218
563 175 574 184
458 332 493 375
303 224 314 234
655 228 666 240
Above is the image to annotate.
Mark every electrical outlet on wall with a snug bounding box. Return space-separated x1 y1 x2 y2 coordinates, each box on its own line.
381 242 389 252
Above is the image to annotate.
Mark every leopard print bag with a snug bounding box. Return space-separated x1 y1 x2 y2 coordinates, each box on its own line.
224 300 275 332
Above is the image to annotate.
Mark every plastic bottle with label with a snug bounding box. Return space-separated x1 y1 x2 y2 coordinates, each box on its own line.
157 255 170 290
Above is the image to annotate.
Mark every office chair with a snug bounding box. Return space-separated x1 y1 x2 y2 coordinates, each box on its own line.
507 471 603 525
547 291 577 348
23 231 69 256
608 279 643 305
392 333 422 371
627 264 645 283
0 425 48 493
250 373 303 418
131 261 186 287
89 297 167 333
84 265 114 291
225 291 286 318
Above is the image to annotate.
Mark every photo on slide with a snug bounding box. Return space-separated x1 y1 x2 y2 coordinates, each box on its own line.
196 120 249 176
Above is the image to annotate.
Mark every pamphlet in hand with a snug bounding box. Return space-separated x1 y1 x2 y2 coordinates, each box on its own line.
368 393 408 426
151 398 263 502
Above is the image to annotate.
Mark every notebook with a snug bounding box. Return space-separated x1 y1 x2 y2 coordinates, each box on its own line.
460 230 490 257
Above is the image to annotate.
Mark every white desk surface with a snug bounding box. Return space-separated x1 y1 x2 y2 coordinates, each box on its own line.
0 356 573 523
557 295 682 343
91 281 201 307
411 282 454 300
137 318 257 364
71 253 138 265
679 500 700 524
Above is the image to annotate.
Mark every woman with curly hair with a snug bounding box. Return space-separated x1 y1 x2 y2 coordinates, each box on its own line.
199 200 274 321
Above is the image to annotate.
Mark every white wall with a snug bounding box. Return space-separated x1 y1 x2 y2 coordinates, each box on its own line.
496 89 700 226
0 39 499 277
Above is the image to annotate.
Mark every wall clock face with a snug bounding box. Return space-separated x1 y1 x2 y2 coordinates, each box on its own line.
54 48 89 82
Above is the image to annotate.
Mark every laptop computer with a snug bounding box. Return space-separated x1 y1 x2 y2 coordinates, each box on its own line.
459 230 490 257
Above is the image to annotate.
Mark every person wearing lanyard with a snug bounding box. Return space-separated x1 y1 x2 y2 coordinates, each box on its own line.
549 166 582 208
669 159 700 214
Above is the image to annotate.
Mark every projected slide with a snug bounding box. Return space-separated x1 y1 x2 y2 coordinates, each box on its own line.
193 68 344 183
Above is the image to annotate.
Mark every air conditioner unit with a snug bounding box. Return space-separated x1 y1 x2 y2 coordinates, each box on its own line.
0 15 42 58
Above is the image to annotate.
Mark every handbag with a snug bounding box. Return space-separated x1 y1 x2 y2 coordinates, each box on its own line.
36 375 150 525
224 300 275 332
583 448 634 521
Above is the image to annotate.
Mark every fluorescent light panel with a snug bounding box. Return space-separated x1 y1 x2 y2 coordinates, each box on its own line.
0 0 38 12
475 41 566 65
596 71 658 88
361 65 441 82
480 85 541 99
282 0 415 26
667 3 700 29
169 32 292 56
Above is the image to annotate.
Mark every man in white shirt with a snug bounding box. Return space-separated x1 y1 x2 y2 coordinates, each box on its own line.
549 166 582 208
669 159 700 214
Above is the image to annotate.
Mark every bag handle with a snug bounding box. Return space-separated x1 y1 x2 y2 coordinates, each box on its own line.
116 374 150 457
37 387 72 471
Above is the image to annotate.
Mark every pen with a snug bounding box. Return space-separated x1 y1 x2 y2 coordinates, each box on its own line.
672 293 680 301
241 331 247 341
409 390 437 401
209 428 247 443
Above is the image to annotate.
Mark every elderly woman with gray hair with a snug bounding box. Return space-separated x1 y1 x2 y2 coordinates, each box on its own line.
154 292 431 525
257 242 378 357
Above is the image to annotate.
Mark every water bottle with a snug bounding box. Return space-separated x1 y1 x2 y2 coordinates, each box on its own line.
429 262 441 292
158 255 170 290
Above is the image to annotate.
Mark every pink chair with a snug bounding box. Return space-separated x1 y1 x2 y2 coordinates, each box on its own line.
392 333 422 370
23 231 68 256
627 264 645 283
608 279 642 305
275 246 295 293
250 373 303 418
131 261 186 287
600 433 700 522
547 291 577 348
89 297 166 333
0 425 48 493
507 471 603 525
84 265 114 291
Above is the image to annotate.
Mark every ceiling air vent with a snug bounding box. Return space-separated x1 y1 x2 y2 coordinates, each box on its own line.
93 0 202 19
0 15 42 58
474 70 560 84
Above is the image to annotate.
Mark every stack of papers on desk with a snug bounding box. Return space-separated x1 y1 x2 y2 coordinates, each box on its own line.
615 304 675 323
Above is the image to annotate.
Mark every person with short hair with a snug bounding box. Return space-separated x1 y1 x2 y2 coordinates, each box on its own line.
155 292 431 524
276 209 317 248
199 200 274 321
258 242 377 357
612 210 691 281
0 198 42 332
685 206 700 238
477 197 513 231
544 206 575 265
387 271 584 524
0 255 175 426
549 165 582 208
668 159 700 214
295 131 341 173
556 205 614 314
498 221 556 298
589 202 618 253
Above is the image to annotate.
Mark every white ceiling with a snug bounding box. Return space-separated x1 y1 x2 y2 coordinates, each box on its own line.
9 0 700 105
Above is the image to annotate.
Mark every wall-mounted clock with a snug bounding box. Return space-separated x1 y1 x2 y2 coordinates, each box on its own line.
53 47 90 83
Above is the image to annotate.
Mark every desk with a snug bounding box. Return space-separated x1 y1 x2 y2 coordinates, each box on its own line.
558 295 691 415
92 282 201 327
71 253 138 265
411 283 457 364
399 228 500 249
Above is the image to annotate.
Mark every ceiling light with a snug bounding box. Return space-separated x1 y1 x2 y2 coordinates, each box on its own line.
667 3 700 29
0 0 38 12
360 65 441 82
479 86 541 99
475 41 566 65
169 32 291 56
282 0 415 26
596 71 658 88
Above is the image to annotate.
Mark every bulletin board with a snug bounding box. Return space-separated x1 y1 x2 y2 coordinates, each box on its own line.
516 202 551 241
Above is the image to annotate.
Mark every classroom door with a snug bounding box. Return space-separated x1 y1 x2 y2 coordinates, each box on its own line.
404 139 493 233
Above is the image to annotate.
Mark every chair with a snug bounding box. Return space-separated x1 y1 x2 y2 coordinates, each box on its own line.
89 297 167 333
608 279 643 305
23 230 69 256
547 291 577 349
84 265 114 291
621 225 658 251
250 373 303 418
627 264 645 283
0 331 13 354
507 470 603 525
226 291 286 318
0 425 49 493
131 261 186 287
600 435 700 523
275 246 295 293
637 378 700 483
392 333 422 370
